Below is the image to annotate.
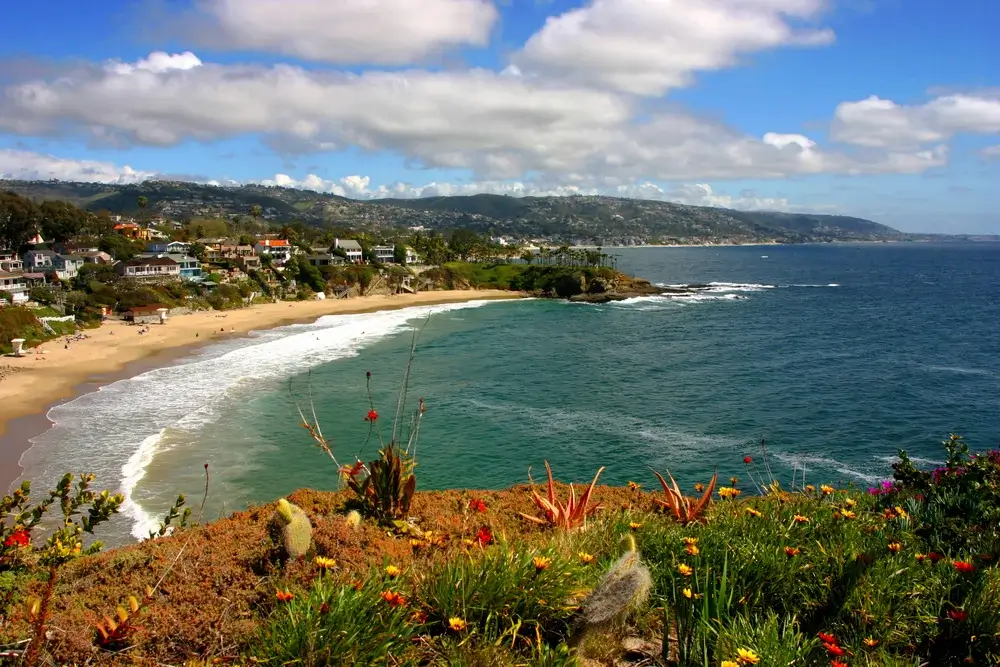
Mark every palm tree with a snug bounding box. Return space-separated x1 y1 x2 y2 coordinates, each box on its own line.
137 195 148 226
250 204 262 233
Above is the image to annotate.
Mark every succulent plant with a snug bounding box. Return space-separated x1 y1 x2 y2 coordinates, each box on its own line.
270 499 313 560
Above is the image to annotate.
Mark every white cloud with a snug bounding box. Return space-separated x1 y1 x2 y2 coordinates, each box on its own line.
0 53 947 184
106 51 202 75
0 148 156 184
515 0 834 96
183 0 498 65
981 144 1000 161
832 93 1000 148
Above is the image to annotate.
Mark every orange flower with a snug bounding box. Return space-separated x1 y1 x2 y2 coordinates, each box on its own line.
694 483 705 492
275 590 294 603
686 544 700 556
784 546 800 557
380 590 407 607
677 563 693 576
314 556 337 569
410 609 429 624
628 481 641 491
385 565 401 578
533 556 552 571
953 560 975 574
793 515 810 524
831 661 849 667
863 637 880 647
745 507 762 517
888 542 903 553
718 487 741 499
838 509 857 520
448 617 468 631
820 485 834 495
629 522 643 530
578 552 595 565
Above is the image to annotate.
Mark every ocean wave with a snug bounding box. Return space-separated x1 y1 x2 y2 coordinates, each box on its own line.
18 300 496 541
772 452 883 484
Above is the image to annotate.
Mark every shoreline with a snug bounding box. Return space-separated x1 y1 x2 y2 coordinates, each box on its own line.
0 290 521 491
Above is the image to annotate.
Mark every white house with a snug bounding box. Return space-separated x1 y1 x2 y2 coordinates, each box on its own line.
254 239 293 266
146 241 191 254
52 254 85 280
22 249 57 270
334 239 363 263
404 247 421 265
0 250 23 273
372 245 395 263
0 270 28 303
115 257 181 281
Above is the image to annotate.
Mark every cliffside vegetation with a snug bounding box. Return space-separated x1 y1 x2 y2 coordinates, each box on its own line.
2 179 928 246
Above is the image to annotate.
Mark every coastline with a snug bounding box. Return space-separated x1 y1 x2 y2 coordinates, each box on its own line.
0 290 521 491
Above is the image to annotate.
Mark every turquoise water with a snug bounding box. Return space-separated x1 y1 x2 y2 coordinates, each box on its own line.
22 244 1000 542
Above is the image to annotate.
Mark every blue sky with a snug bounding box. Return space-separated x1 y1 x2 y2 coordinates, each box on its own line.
0 0 998 233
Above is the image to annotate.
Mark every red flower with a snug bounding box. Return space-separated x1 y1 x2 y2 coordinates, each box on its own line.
831 661 848 667
953 560 975 574
743 456 753 464
4 528 30 548
949 609 968 622
339 460 365 478
476 526 493 547
927 552 944 563
824 643 846 657
817 632 837 645
365 409 378 422
469 498 487 513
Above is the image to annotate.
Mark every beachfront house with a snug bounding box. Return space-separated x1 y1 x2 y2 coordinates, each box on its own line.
22 248 56 270
115 257 181 281
0 270 28 303
334 239 363 263
78 251 113 265
146 241 191 254
307 253 344 268
0 250 23 273
114 223 152 241
405 247 421 265
166 254 203 281
123 303 170 324
254 239 292 266
52 254 85 280
372 245 395 263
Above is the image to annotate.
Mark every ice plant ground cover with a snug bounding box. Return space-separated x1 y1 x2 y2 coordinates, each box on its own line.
0 435 998 665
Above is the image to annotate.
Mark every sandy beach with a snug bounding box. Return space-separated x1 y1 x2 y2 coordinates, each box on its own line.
0 290 520 487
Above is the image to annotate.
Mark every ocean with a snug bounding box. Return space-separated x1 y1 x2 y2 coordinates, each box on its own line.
15 243 1000 544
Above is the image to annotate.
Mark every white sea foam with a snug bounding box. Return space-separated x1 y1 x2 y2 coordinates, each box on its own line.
773 452 883 484
18 300 497 540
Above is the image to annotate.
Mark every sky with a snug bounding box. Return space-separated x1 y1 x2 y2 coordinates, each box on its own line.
0 0 998 233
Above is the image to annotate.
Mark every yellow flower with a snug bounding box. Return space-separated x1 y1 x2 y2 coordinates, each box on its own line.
682 536 699 546
722 662 740 667
314 556 337 570
820 484 835 495
894 506 908 519
677 563 693 577
385 565 401 578
682 587 693 599
804 484 816 493
685 544 700 556
718 487 741 499
784 546 800 557
915 553 927 562
729 476 739 486
694 483 705 492
864 637 880 647
793 514 811 524
533 556 552 571
845 498 857 507
745 507 762 517
448 617 468 631
839 509 857 519
628 481 641 491
578 552 595 565
409 538 424 548
888 542 903 553
629 522 643 530
737 648 760 665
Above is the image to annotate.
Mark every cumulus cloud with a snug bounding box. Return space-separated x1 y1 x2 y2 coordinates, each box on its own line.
980 144 1000 161
0 53 947 184
515 0 834 96
832 93 1000 148
0 148 157 184
180 0 498 65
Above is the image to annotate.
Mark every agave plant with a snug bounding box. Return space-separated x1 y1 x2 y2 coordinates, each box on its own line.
348 443 416 524
519 461 605 530
651 469 718 526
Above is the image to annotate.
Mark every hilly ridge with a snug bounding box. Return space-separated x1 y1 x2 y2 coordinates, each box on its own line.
0 178 925 244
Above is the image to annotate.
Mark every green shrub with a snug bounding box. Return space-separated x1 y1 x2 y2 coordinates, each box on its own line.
254 574 416 666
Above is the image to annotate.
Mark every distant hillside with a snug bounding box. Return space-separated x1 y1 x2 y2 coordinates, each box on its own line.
0 178 912 244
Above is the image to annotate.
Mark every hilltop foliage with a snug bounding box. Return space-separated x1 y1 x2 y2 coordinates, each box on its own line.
1 179 914 245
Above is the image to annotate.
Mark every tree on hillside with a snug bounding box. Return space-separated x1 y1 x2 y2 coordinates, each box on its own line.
250 203 262 226
137 195 148 225
278 225 298 243
1 191 40 250
449 229 480 261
